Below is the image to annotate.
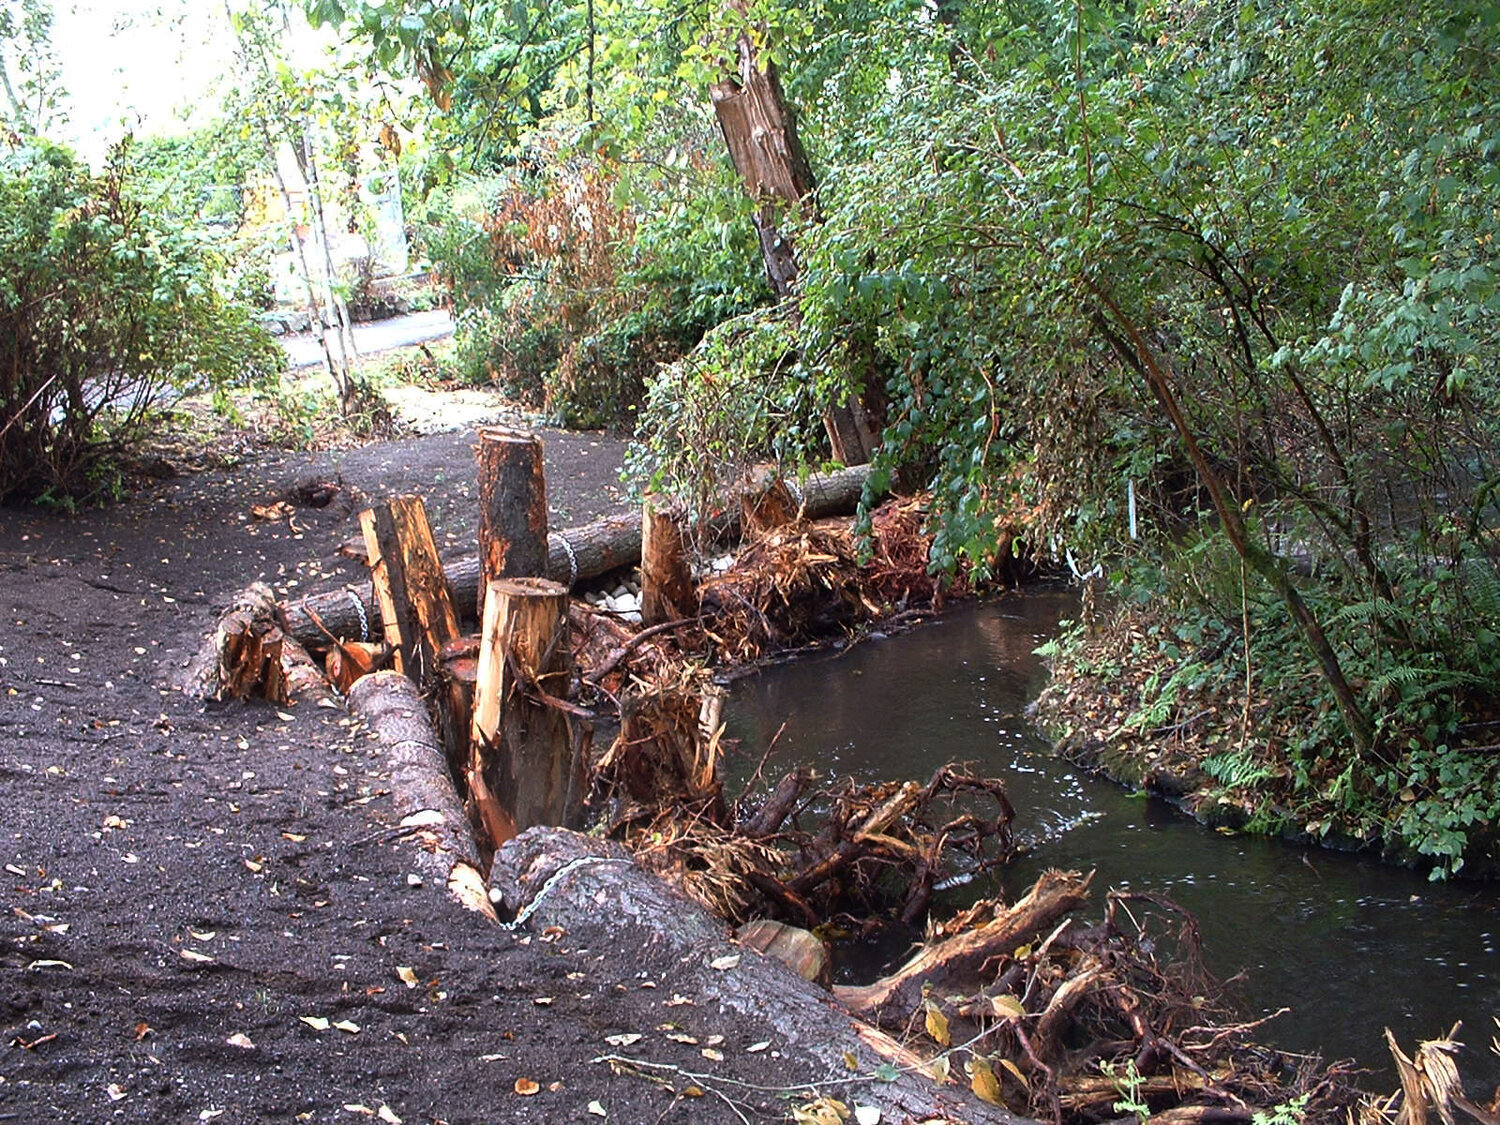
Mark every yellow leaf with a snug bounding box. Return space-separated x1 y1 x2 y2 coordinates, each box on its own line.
1012 944 1032 960
923 1053 952 1083
683 1086 705 1098
970 1057 1004 1106
991 994 1026 1020
298 1016 330 1032
396 966 418 988
999 1057 1030 1091
924 1003 951 1048
514 1078 540 1096
842 1051 860 1071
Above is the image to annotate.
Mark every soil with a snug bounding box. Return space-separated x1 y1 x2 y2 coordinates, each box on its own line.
0 424 852 1124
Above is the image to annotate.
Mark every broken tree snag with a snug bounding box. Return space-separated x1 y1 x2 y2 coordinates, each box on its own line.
491 828 1035 1125
359 496 461 681
640 494 694 627
739 468 799 535
179 581 288 702
470 577 582 846
833 869 1093 1028
346 671 495 921
476 426 548 619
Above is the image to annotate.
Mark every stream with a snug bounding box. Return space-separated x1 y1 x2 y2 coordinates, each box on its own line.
724 592 1500 1090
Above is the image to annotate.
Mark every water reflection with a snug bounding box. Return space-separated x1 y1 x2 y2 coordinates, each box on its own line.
724 595 1500 1089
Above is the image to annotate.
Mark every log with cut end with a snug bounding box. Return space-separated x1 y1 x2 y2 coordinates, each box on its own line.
639 494 693 626
279 464 875 654
346 670 495 921
178 582 287 702
360 496 462 680
490 826 1036 1125
833 869 1093 1027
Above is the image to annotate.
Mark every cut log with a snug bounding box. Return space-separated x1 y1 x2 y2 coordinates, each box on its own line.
470 577 583 846
640 494 694 626
346 671 495 921
476 426 549 619
491 827 1035 1125
833 869 1093 1027
178 582 287 702
280 465 876 654
359 496 461 681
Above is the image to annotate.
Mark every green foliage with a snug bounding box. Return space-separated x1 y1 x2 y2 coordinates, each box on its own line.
0 0 65 136
0 138 283 503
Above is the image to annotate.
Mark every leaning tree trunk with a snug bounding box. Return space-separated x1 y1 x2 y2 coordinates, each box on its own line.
708 3 882 465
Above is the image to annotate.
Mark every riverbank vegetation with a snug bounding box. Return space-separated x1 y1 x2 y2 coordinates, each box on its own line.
309 0 1498 876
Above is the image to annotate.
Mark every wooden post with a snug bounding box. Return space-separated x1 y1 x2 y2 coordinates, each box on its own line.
640 494 694 627
359 496 461 681
469 577 580 846
476 426 549 620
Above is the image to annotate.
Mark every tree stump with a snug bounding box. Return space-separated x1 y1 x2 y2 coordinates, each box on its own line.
476 426 549 619
640 494 694 626
359 495 461 681
469 577 583 847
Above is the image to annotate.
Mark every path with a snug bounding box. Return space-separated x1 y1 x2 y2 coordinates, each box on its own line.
282 310 456 370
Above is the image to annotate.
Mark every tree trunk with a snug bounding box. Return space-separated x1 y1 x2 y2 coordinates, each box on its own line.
708 5 882 465
640 494 694 626
476 426 549 619
470 577 584 846
491 827 1037 1125
360 496 462 681
346 671 495 921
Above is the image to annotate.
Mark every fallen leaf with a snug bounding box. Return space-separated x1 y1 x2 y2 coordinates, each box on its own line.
663 994 693 1007
969 1057 1004 1106
991 994 1026 1020
700 1047 724 1062
855 1107 882 1125
604 1033 641 1047
200 1110 226 1121
180 949 214 964
924 1053 952 1083
225 1033 255 1050
479 1053 507 1062
282 832 307 843
188 929 217 941
704 1034 724 1047
244 860 263 873
15 1033 57 1049
342 1106 375 1117
134 1022 152 1041
842 1051 860 1071
587 1101 607 1117
514 1078 540 1096
299 1016 331 1032
532 996 554 1007
666 1032 698 1045
999 1057 1030 1090
377 1106 401 1124
27 959 72 971
396 966 418 988
106 1083 127 1102
747 1041 770 1053
334 1020 361 1034
924 1003 951 1048
682 1086 705 1099
709 953 740 971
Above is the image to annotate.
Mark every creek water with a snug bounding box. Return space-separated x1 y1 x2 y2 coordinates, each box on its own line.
724 592 1500 1089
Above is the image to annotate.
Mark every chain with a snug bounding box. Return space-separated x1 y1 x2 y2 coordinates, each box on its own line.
557 532 579 589
495 854 628 931
347 588 370 641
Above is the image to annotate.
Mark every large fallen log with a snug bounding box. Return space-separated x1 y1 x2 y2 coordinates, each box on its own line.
279 464 875 653
347 670 496 921
491 826 1035 1125
833 869 1093 1028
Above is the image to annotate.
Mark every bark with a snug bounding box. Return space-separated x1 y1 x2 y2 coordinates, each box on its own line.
476 426 549 618
178 582 287 703
491 827 1036 1125
640 494 694 626
360 496 462 682
833 869 1093 1027
346 671 496 921
471 577 583 843
280 466 875 654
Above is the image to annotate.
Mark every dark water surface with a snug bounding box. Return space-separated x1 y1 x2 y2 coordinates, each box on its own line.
724 593 1500 1089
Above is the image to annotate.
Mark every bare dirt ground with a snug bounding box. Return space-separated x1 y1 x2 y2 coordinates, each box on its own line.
0 423 852 1124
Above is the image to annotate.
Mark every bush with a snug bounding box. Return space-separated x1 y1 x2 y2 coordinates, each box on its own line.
0 138 283 503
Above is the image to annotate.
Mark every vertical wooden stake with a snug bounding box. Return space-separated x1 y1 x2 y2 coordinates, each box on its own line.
476 426 549 620
640 494 694 626
359 496 461 681
469 576 579 845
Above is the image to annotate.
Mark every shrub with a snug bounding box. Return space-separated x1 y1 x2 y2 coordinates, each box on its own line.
0 138 282 503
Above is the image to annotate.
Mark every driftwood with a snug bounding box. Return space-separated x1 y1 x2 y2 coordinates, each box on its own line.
834 869 1093 1027
280 465 875 653
490 826 1035 1125
346 671 495 921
